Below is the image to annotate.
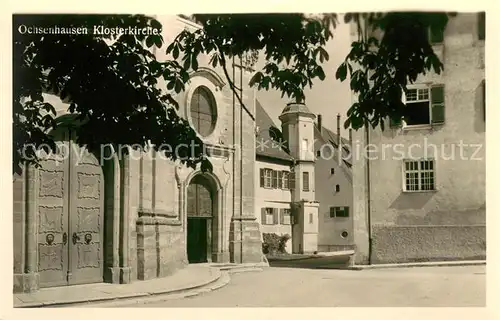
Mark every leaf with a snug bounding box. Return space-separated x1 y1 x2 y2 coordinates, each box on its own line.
191 56 198 71
145 35 154 48
167 80 175 90
249 71 263 87
336 62 347 81
318 47 329 63
316 66 325 81
344 13 352 23
183 56 191 70
154 35 163 48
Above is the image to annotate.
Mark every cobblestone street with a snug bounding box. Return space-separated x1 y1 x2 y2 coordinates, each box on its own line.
105 265 485 307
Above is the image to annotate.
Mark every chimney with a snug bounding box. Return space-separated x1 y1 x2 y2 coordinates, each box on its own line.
317 114 322 133
349 128 353 145
337 113 342 166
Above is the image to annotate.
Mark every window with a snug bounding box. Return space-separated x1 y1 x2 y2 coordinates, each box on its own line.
335 184 340 192
261 207 277 225
272 170 280 188
259 168 273 188
302 172 310 191
403 159 436 191
330 168 335 175
260 169 293 190
391 85 445 128
330 206 350 218
316 150 321 158
190 86 217 137
280 208 292 225
302 139 308 150
478 12 485 40
309 213 313 224
282 171 290 189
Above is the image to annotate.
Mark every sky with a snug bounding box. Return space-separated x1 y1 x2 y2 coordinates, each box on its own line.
255 15 353 139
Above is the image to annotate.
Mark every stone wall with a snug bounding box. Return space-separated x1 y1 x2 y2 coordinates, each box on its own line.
351 13 486 264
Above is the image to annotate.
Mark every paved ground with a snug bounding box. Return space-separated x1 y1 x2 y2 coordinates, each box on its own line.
102 265 486 307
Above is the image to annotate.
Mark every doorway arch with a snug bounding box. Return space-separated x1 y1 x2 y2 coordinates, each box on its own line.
185 173 219 263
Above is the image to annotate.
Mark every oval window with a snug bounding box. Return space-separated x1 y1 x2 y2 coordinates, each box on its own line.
190 86 218 137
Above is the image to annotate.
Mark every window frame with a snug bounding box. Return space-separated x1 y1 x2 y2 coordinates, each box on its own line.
282 171 290 190
189 85 218 137
302 171 310 192
329 206 350 218
263 207 275 225
402 158 437 192
402 84 432 128
263 168 273 189
401 84 445 129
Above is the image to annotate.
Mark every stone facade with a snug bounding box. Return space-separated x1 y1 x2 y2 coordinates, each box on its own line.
255 100 354 253
351 13 486 264
12 15 263 293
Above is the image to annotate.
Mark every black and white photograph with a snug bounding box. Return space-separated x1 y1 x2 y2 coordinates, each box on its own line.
7 6 493 313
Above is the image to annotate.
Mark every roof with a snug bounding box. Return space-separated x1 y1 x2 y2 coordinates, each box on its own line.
280 102 313 115
314 126 352 168
255 100 293 161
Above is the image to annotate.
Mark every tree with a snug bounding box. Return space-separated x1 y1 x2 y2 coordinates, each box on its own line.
12 12 452 175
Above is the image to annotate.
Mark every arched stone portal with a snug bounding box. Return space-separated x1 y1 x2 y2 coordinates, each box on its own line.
186 173 218 263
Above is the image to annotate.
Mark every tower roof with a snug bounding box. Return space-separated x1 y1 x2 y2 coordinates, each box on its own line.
281 102 312 115
279 102 315 119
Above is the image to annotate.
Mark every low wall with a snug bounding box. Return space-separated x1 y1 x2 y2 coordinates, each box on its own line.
371 225 486 264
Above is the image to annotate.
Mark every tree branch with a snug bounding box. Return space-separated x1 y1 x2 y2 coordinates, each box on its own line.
219 52 256 122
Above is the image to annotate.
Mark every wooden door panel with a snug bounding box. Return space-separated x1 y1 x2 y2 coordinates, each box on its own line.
37 132 70 288
68 141 104 285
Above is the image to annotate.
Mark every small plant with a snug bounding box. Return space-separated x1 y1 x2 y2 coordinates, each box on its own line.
262 233 291 255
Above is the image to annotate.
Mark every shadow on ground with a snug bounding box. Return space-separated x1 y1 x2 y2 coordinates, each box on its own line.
267 255 351 270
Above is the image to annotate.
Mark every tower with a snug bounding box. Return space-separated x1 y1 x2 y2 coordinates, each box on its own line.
279 102 319 254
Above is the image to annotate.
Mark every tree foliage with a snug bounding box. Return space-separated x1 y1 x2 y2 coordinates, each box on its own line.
13 12 453 175
337 12 454 130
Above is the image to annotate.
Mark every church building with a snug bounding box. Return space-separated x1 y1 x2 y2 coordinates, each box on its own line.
13 15 263 293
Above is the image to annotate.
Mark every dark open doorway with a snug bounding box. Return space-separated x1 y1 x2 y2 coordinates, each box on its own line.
186 174 214 263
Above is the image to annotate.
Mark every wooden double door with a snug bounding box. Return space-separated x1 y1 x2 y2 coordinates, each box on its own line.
37 129 104 288
186 175 214 263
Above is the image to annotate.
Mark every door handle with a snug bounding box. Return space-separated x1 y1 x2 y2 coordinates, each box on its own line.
62 232 68 245
72 232 80 245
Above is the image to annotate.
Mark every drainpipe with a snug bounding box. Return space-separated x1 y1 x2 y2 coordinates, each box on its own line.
337 113 342 166
364 120 373 264
239 55 244 264
232 56 236 262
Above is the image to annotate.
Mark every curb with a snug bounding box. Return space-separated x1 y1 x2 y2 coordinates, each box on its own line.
346 260 486 270
81 272 233 307
15 268 224 308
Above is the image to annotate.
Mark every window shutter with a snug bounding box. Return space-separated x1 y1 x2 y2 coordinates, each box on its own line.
478 12 485 40
277 171 283 189
259 169 264 187
345 207 350 217
273 208 279 225
389 116 402 128
272 170 278 188
289 171 296 189
431 85 445 124
261 208 267 225
329 207 335 218
279 208 284 224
